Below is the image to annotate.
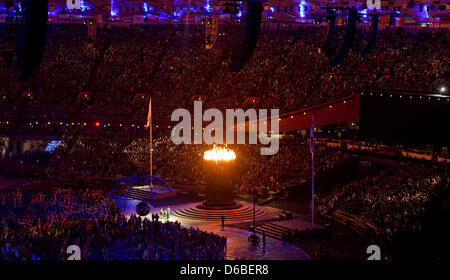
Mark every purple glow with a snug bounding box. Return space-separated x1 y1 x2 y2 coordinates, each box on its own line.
237 1 242 17
206 0 212 13
299 1 306 18
110 0 116 16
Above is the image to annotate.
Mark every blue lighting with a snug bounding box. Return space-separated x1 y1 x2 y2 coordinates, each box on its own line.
206 0 212 13
362 8 368 20
422 6 429 19
270 7 275 13
110 0 116 16
142 3 154 12
299 1 306 18
109 174 174 207
45 141 61 153
237 1 242 17
48 4 64 16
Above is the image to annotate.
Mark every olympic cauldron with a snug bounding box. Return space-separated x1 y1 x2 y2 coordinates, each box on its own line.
198 145 240 210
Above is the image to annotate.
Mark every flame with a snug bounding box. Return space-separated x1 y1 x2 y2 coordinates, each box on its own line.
203 145 236 162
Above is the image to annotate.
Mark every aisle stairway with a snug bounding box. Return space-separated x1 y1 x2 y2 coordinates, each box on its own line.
255 222 294 240
110 186 171 201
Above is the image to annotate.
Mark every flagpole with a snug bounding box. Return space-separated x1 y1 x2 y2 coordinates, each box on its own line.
311 114 315 229
149 98 152 178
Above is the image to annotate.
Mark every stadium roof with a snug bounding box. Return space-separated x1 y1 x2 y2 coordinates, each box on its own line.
1 1 449 10
0 0 448 18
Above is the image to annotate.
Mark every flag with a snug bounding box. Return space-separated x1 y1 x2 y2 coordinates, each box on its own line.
146 98 152 128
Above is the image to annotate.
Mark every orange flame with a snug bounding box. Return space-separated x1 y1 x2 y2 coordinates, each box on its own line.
203 145 236 162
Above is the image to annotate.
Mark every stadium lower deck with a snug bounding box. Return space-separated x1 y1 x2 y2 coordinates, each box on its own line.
116 198 312 260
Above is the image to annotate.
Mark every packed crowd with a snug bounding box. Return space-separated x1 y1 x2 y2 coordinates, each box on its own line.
0 188 227 260
0 136 7 157
43 131 347 199
1 23 448 126
45 132 176 178
318 161 449 241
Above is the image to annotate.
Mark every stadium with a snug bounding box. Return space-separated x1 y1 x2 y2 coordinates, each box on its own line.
0 0 449 263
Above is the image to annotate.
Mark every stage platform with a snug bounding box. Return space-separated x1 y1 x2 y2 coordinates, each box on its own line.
114 197 312 260
171 204 267 221
109 185 180 201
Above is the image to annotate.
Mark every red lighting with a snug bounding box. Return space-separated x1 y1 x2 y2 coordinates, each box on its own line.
95 122 100 127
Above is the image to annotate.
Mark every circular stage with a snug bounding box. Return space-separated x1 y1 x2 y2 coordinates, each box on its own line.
171 204 266 221
197 201 243 210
